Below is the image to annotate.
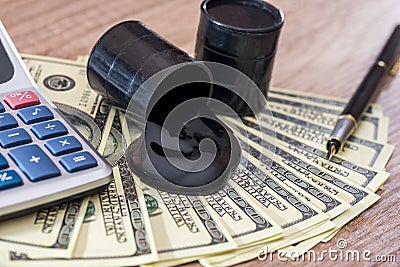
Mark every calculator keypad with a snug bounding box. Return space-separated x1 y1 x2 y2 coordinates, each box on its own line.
0 90 99 192
0 24 113 220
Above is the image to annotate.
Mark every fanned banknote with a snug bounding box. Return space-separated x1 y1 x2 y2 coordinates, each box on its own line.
267 94 389 142
229 116 389 192
270 88 383 116
0 198 89 258
257 109 393 170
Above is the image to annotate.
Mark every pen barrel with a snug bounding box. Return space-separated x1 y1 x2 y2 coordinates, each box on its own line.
377 25 400 69
343 24 400 120
342 65 386 119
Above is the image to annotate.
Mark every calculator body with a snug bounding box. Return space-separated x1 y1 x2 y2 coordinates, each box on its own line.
0 21 112 220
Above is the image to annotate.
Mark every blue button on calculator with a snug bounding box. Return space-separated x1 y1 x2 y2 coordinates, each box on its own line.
31 120 68 140
0 128 32 148
0 113 18 131
17 105 54 124
0 154 8 169
45 136 82 156
0 170 23 190
8 144 61 182
60 151 98 173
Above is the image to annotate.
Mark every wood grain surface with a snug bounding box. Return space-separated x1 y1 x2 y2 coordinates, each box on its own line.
1 0 399 266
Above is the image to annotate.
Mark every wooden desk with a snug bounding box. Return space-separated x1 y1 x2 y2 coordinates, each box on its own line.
1 0 399 266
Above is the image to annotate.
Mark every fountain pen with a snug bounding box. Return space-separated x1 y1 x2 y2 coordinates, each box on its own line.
326 25 400 160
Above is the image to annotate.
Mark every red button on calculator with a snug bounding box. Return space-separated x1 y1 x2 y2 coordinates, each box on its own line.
4 90 40 109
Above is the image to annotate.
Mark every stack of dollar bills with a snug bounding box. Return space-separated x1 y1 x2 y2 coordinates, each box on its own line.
0 54 393 267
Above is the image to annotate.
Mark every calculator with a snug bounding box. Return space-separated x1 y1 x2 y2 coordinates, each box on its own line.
0 21 112 221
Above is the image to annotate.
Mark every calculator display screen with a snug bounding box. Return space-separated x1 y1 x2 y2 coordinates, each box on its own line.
0 38 14 84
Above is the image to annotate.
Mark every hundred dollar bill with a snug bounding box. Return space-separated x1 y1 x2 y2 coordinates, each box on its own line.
203 184 283 246
228 119 381 261
203 91 386 266
208 156 335 264
228 118 380 220
230 162 329 238
202 171 379 266
0 198 89 259
141 185 237 261
5 167 158 266
240 148 351 218
258 110 393 170
21 54 102 119
234 116 389 192
267 95 389 143
284 166 385 253
280 191 381 259
269 87 383 116
223 119 351 218
200 164 335 266
244 134 380 225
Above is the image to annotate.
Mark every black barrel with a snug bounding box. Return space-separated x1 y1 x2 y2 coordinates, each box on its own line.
195 0 284 100
87 20 195 109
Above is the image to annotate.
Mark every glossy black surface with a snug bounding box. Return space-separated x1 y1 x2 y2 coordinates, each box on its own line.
0 39 14 84
326 139 340 160
126 82 240 193
378 25 400 70
87 21 241 194
195 0 284 106
207 0 278 30
127 116 239 189
87 21 194 109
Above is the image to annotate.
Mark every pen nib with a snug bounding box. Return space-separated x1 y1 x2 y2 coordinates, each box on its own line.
326 143 337 161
